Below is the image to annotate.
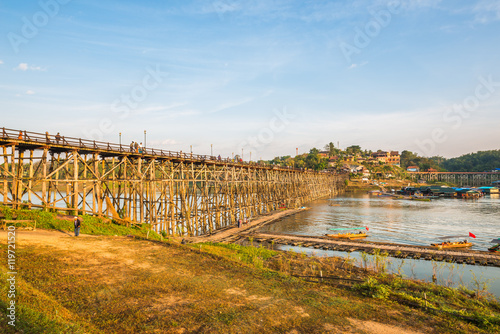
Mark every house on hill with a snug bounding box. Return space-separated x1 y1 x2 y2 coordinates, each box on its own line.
407 166 420 172
318 151 329 158
371 151 400 166
328 157 338 167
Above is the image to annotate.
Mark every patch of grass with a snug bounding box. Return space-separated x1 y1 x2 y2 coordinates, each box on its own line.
352 273 500 331
190 242 278 269
0 206 163 240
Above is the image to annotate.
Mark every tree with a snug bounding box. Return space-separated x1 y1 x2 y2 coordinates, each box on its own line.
346 145 361 155
400 150 446 171
305 148 327 170
294 155 306 168
324 142 338 157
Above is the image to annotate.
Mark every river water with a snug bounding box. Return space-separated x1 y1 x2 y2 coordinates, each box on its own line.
259 192 500 297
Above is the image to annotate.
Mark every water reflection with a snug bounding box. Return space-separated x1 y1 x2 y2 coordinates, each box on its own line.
259 193 500 251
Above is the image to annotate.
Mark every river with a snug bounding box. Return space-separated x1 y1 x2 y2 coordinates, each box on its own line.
259 192 500 298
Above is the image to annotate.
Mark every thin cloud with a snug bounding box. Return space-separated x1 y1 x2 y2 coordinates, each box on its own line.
26 90 35 95
0 60 4 65
15 63 28 71
209 97 255 114
13 63 46 71
473 0 500 24
348 61 368 70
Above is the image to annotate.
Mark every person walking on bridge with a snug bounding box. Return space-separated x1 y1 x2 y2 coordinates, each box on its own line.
130 141 135 152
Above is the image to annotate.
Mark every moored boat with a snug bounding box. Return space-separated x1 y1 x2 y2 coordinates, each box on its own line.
488 244 500 253
430 241 473 249
326 232 367 239
411 197 431 202
368 190 382 195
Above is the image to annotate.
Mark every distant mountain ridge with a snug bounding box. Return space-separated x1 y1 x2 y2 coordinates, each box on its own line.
441 150 500 172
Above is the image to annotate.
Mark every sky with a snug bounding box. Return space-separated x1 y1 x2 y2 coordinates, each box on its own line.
1 0 499 160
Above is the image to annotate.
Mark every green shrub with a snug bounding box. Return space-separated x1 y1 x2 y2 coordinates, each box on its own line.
354 277 390 299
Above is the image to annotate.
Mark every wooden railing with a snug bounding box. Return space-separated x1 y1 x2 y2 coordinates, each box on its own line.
1 127 336 174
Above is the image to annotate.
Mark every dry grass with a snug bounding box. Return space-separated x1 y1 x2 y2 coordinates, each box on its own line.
0 231 498 333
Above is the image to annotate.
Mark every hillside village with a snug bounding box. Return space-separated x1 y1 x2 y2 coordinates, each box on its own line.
267 145 500 180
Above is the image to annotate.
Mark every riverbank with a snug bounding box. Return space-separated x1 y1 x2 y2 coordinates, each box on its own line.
1 229 500 333
1 207 500 332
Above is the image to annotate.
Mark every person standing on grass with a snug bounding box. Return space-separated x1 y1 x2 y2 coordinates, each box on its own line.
74 216 81 237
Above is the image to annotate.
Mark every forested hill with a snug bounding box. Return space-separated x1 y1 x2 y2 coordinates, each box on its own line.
441 150 500 172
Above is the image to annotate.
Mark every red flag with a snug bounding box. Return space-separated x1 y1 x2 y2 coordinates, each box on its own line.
366 227 369 231
469 232 476 238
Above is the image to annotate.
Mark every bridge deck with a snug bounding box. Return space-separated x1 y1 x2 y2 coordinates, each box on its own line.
0 127 325 174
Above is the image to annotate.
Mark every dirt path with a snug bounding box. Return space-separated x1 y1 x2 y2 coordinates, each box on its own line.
186 207 309 243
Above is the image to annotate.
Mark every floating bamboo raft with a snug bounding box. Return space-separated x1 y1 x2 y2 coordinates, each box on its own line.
226 232 500 268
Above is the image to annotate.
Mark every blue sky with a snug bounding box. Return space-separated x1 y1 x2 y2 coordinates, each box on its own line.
1 0 499 159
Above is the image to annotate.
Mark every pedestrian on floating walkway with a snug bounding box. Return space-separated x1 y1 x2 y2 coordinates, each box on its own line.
74 216 81 237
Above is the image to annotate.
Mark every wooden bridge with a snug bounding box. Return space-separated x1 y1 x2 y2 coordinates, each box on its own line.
0 127 346 236
408 171 500 187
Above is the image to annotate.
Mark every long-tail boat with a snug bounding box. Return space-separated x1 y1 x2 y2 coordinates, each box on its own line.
430 241 473 249
488 244 500 253
326 232 368 239
489 238 500 253
326 226 369 239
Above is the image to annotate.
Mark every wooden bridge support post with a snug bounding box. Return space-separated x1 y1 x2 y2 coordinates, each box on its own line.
2 147 9 205
72 151 79 214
